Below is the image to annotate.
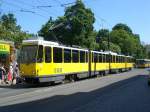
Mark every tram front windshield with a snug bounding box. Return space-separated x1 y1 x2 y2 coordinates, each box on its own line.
20 45 38 63
136 60 145 64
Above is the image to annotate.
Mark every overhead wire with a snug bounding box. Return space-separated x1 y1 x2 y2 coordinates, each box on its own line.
2 0 112 30
34 0 59 17
14 0 50 14
5 0 47 18
2 0 48 19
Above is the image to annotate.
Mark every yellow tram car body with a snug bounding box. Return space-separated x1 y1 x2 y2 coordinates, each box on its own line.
20 40 90 82
19 39 134 83
136 59 150 68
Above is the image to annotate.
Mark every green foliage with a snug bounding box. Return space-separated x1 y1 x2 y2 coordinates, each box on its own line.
96 29 109 42
148 51 150 59
112 23 132 34
96 23 148 58
38 17 56 41
110 29 136 55
38 0 148 59
98 41 121 53
97 29 109 38
0 13 31 44
96 29 121 53
39 0 96 49
99 41 121 54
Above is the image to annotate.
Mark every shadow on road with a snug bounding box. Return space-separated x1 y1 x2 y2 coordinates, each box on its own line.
0 82 63 89
0 74 150 112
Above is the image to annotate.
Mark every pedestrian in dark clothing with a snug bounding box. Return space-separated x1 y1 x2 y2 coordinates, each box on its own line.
0 62 6 84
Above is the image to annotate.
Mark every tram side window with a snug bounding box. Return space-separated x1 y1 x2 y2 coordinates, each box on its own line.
37 45 43 63
122 57 125 63
118 56 120 63
118 56 121 63
53 47 62 63
116 56 119 63
45 47 51 63
130 58 132 63
72 50 79 63
114 55 117 63
113 55 116 63
103 54 106 63
106 54 109 63
94 53 98 63
80 51 85 63
121 57 123 63
99 54 103 63
125 57 127 63
129 58 131 63
127 58 129 63
132 58 134 63
64 49 71 63
91 53 94 62
111 55 113 63
85 52 88 63
120 56 122 63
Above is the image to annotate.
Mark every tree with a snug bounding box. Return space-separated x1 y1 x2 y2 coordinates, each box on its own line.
0 13 31 44
96 29 109 42
38 17 56 41
110 23 147 58
112 23 132 34
148 51 150 59
98 41 121 53
39 0 96 49
110 29 136 55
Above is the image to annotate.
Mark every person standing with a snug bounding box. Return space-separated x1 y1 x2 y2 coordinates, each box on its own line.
0 62 6 84
10 54 20 85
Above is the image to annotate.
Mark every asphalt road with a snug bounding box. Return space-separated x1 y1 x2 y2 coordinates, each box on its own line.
0 69 150 112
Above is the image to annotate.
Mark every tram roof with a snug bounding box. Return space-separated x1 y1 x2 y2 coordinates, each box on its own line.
136 59 150 61
91 50 109 54
23 39 89 51
22 39 132 57
126 56 133 58
0 40 14 46
23 39 59 46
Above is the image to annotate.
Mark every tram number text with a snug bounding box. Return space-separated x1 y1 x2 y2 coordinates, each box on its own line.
54 68 62 73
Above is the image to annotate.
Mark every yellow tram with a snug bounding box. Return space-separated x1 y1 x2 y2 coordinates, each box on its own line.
136 59 150 68
19 39 134 83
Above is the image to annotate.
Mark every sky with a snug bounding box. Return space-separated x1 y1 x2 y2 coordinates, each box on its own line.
0 0 150 44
